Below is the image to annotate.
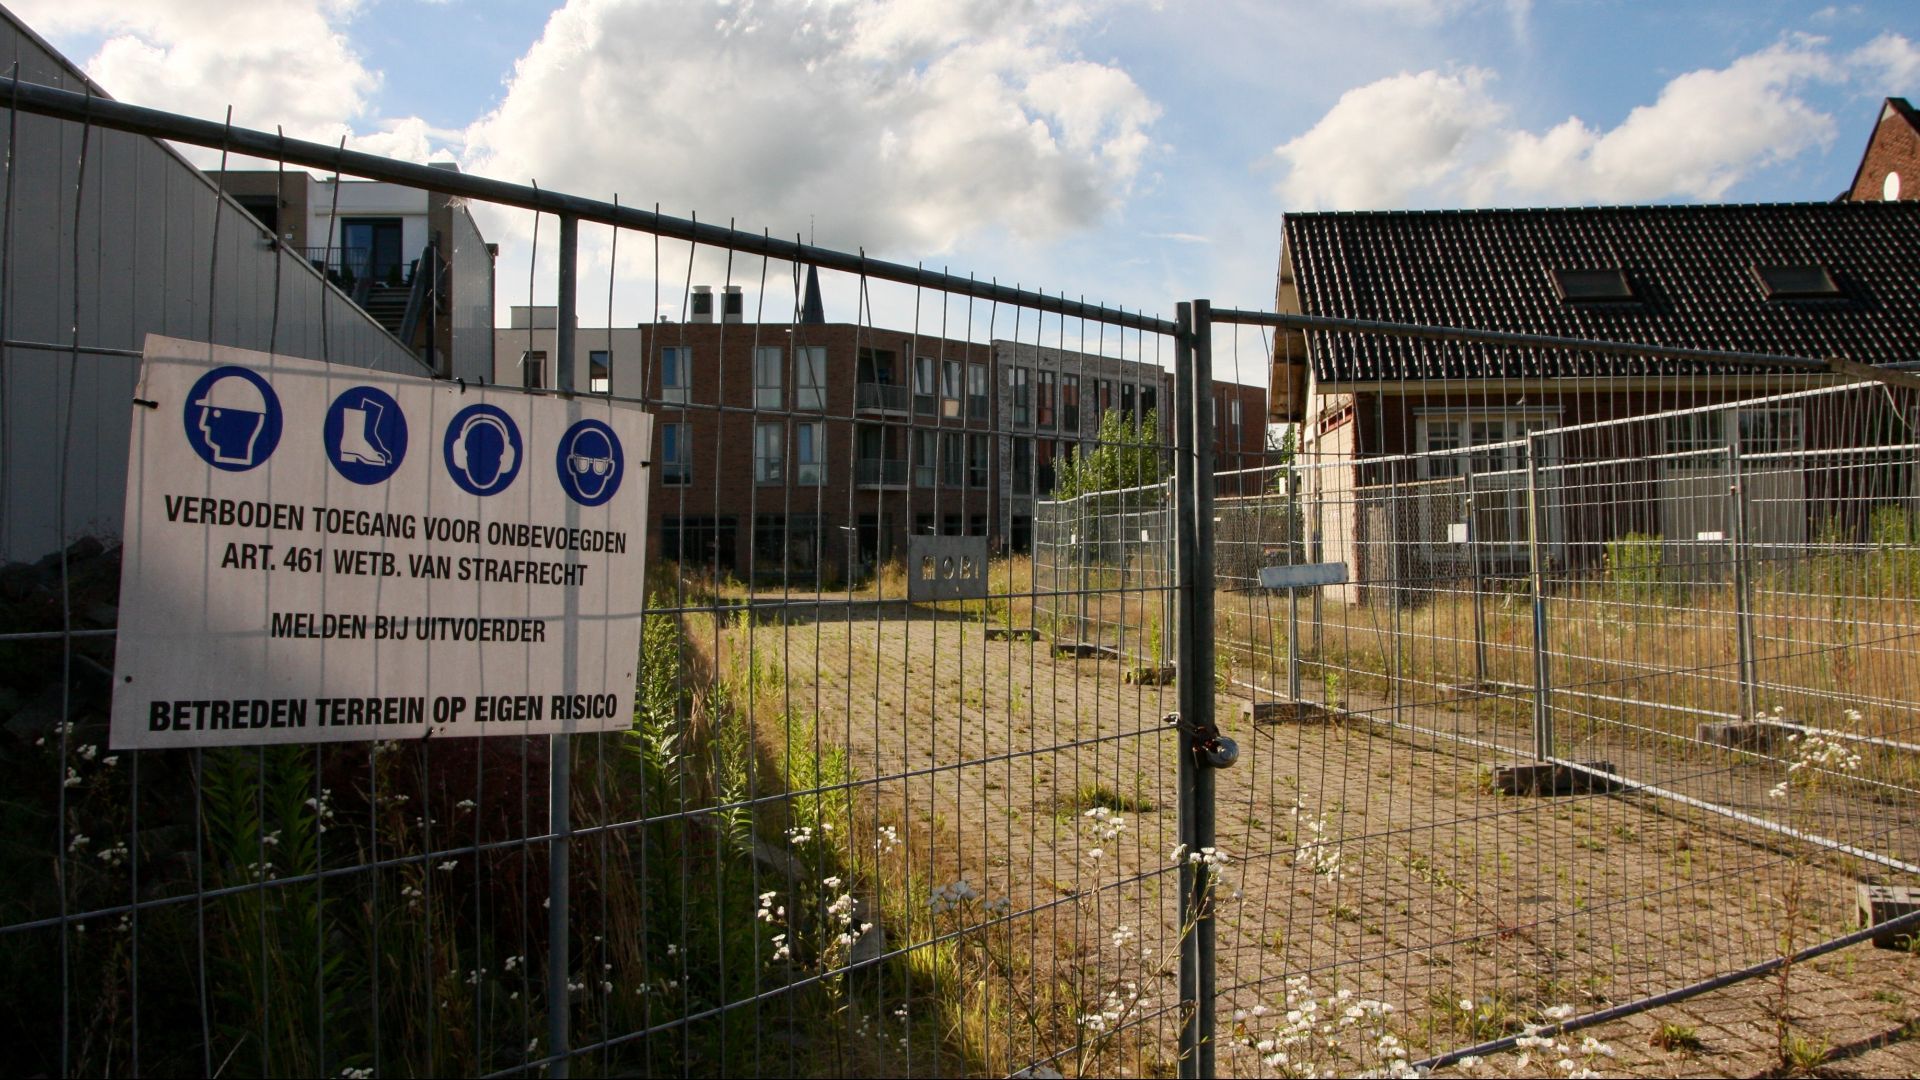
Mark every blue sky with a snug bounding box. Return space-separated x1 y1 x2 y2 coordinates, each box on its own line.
11 0 1918 367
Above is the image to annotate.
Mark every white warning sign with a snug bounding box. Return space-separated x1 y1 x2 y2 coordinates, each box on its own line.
109 335 652 749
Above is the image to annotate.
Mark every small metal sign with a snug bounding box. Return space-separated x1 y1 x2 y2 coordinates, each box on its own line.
1258 561 1350 590
907 535 989 601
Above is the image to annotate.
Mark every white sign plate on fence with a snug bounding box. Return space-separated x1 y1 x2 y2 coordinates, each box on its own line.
1447 522 1469 544
1696 530 1726 542
1258 562 1350 590
109 335 652 749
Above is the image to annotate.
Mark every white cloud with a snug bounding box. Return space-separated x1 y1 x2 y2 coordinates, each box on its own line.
1271 68 1508 210
1850 33 1920 90
1273 38 1850 210
7 0 444 165
461 0 1160 259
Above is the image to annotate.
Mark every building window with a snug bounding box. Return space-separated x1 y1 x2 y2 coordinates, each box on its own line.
915 513 935 535
794 345 826 411
1036 439 1055 496
942 358 963 419
968 362 988 420
1061 374 1080 432
794 421 825 485
943 514 962 537
968 434 988 488
752 515 818 580
914 355 938 416
1096 379 1111 418
754 422 784 484
969 513 986 537
1012 436 1031 495
660 346 690 404
589 350 611 394
1036 371 1056 428
1229 398 1242 446
942 431 963 487
1010 367 1031 426
1121 383 1135 419
522 351 546 390
1140 385 1157 422
661 422 690 485
915 430 938 488
755 346 784 410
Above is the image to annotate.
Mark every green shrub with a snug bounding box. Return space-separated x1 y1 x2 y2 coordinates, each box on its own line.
1604 532 1667 602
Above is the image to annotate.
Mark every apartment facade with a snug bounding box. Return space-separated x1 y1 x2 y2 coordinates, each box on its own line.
215 167 497 381
496 291 1267 582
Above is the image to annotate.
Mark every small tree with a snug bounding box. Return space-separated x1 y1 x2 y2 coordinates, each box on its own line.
1052 409 1165 500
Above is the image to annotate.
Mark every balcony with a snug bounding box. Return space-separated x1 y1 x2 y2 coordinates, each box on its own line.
855 457 910 489
856 382 911 414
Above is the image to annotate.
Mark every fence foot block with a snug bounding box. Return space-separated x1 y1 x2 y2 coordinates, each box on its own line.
1859 884 1920 949
1125 664 1176 686
1243 700 1331 725
1493 760 1619 796
1696 720 1784 754
1054 642 1119 660
1442 681 1503 699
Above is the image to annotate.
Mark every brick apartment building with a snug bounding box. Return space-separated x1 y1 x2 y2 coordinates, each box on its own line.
496 280 1267 582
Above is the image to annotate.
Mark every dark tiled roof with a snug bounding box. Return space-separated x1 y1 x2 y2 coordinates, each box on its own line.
1282 201 1920 382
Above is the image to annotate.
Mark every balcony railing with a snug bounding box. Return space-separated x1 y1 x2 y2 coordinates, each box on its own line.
855 458 910 488
855 382 910 412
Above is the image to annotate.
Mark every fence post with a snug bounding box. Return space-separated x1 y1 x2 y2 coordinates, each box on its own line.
1464 464 1489 687
1525 432 1554 762
1173 301 1220 1079
1387 462 1403 709
547 212 578 1077
1725 433 1758 720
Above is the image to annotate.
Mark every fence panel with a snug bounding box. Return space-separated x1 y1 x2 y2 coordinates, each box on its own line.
0 77 1214 1078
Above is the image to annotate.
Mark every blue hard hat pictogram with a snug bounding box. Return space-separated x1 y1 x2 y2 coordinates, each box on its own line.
183 366 283 472
555 419 624 507
443 403 523 496
323 386 408 485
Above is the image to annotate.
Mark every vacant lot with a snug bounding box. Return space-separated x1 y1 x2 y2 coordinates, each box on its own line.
740 602 1920 1077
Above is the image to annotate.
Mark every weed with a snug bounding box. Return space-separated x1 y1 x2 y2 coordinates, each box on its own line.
1780 1029 1829 1075
1651 1021 1703 1052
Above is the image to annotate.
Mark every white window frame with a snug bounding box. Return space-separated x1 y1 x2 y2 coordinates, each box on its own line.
795 345 826 411
754 346 784 410
942 358 963 419
660 346 690 404
754 422 785 484
589 349 611 394
661 422 690 485
914 430 938 488
795 421 825 485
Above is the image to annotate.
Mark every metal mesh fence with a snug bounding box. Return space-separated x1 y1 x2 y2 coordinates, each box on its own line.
0 67 1212 1078
1041 359 1920 1073
7 37 1920 1080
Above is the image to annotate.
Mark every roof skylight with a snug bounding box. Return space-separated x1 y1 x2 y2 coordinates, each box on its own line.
1550 268 1635 302
1753 265 1843 300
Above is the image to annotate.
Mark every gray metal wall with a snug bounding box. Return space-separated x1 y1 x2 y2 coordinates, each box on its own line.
441 196 494 382
0 11 426 563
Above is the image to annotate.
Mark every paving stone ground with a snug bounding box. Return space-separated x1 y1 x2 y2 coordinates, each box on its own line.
753 604 1920 1077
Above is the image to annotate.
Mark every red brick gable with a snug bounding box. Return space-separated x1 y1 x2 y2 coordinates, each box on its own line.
1845 97 1920 202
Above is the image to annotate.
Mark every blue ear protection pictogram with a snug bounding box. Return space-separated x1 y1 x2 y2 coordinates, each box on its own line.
451 414 517 481
443 404 523 496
